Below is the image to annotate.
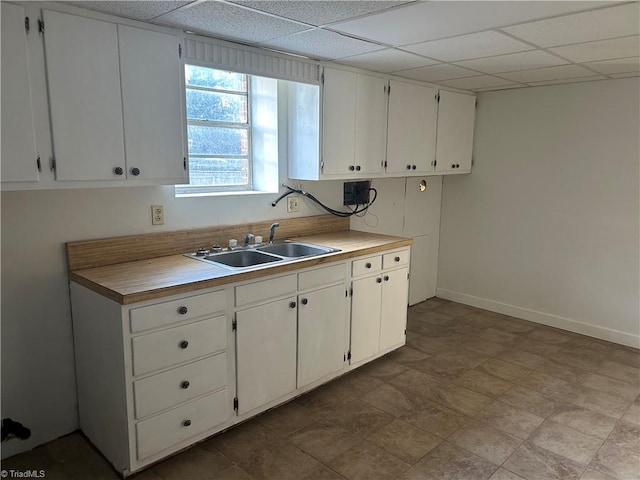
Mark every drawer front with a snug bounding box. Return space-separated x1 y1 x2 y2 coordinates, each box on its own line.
136 390 229 460
235 274 296 307
298 263 345 291
132 315 226 376
383 249 410 269
133 353 227 419
130 290 226 333
352 256 382 277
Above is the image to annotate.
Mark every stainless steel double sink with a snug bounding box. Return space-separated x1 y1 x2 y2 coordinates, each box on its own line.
185 241 341 269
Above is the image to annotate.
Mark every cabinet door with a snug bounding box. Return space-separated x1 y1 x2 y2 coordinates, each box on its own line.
235 297 297 415
380 268 409 351
354 74 387 175
43 10 125 181
118 25 185 183
297 284 347 388
1 2 38 183
322 68 356 176
386 80 437 175
350 275 382 364
435 90 476 174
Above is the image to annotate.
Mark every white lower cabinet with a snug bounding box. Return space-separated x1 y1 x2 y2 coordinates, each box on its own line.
349 248 410 364
70 248 408 476
235 296 298 415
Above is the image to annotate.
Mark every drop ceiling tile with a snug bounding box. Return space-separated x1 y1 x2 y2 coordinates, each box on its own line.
393 64 478 82
455 50 569 74
584 56 640 75
610 72 640 78
154 1 309 43
402 31 533 62
330 1 611 46
549 36 640 63
501 3 640 48
437 75 519 91
500 64 597 83
66 1 195 20
475 84 528 92
527 75 607 86
335 49 438 73
259 29 383 61
229 1 410 26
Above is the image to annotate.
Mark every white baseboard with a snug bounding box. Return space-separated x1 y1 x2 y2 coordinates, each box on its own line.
436 288 640 349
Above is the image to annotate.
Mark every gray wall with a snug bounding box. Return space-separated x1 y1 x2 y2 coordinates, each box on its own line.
438 78 640 347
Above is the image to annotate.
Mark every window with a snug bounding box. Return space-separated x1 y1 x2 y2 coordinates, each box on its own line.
178 65 279 195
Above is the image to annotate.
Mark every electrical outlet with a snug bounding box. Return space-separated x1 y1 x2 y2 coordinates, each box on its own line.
287 196 300 213
151 205 164 225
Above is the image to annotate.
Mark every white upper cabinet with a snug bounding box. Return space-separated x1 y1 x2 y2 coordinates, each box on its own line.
118 25 185 182
42 9 185 184
434 90 476 174
1 3 39 183
43 9 126 181
354 74 387 176
386 80 438 175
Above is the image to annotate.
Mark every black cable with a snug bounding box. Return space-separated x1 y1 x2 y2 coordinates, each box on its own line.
271 184 377 217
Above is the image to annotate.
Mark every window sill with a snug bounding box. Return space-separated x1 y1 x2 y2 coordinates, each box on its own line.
175 189 277 199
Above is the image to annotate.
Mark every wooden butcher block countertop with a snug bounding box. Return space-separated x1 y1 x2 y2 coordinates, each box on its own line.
69 228 412 305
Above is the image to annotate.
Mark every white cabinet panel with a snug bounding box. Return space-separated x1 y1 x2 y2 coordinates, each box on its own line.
322 68 356 176
350 274 382 364
297 284 347 388
235 298 297 415
118 25 185 182
435 90 476 174
43 9 125 181
386 80 437 175
380 268 409 351
1 2 38 183
355 74 387 175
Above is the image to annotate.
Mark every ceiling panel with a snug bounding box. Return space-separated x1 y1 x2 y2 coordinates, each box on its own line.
259 29 383 60
335 48 438 73
527 75 607 86
610 72 640 78
501 2 640 48
228 1 410 26
438 75 519 91
584 57 640 75
402 31 533 62
549 36 640 63
330 1 612 46
393 64 478 82
454 50 569 74
67 1 195 20
499 64 597 83
154 1 309 43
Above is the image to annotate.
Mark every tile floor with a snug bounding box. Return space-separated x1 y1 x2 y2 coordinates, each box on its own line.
2 298 639 480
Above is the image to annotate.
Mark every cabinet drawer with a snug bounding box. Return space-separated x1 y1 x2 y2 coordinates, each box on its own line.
133 353 227 419
298 263 345 291
383 249 410 269
352 256 382 277
235 274 296 307
130 290 226 333
136 390 228 460
132 315 226 376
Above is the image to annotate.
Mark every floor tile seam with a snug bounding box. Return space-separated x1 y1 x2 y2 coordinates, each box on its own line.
598 418 640 457
472 358 526 384
447 422 527 467
329 439 413 476
429 439 503 474
363 423 444 467
501 439 589 479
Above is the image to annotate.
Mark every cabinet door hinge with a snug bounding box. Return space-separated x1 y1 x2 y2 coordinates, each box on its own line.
407 272 410 280
36 156 41 172
347 351 352 361
433 159 437 167
383 160 387 169
38 18 44 34
387 83 391 95
320 161 324 174
50 157 56 171
233 397 238 411
178 43 182 58
343 353 346 362
183 157 187 170
475 99 478 108
25 16 30 33
345 289 348 297
321 72 325 84
435 92 440 102
232 317 237 331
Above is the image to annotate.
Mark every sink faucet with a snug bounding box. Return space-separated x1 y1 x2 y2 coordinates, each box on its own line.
269 223 280 243
243 233 254 247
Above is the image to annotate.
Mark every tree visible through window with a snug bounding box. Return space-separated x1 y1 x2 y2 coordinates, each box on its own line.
182 65 251 191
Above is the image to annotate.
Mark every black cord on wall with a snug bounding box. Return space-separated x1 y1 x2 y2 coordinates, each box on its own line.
271 184 377 218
